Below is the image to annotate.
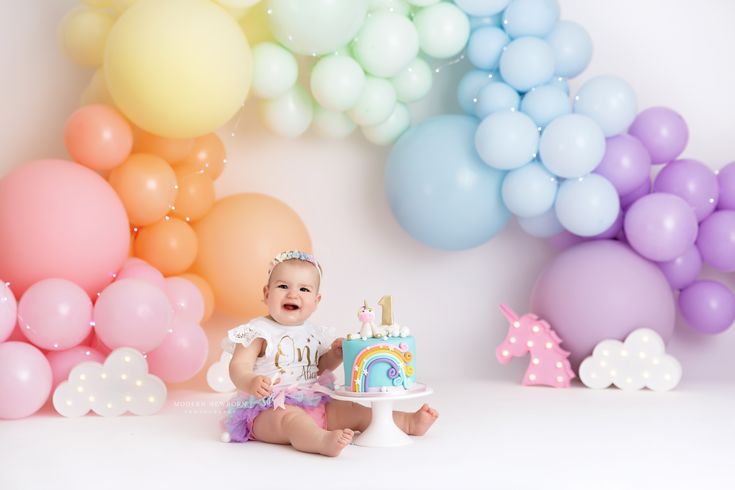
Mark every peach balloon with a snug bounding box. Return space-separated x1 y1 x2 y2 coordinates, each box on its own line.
191 193 311 318
175 133 226 179
172 165 216 222
178 273 215 322
132 126 195 163
108 153 178 226
64 104 133 170
134 218 198 276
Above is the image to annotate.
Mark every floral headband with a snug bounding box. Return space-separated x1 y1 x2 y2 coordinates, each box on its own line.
268 250 322 279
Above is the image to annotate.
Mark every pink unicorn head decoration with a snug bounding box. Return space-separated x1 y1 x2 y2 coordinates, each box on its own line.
495 304 575 388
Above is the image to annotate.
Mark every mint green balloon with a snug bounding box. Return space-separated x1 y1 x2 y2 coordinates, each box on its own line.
369 0 411 15
413 2 470 59
310 55 366 111
259 84 313 137
361 102 411 145
312 106 356 138
352 11 419 77
347 76 396 126
251 42 298 99
269 0 368 55
390 57 433 102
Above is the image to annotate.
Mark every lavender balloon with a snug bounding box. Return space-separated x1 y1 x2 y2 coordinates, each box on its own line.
624 193 698 262
717 161 735 210
679 280 735 334
594 134 651 196
619 178 651 210
653 159 719 221
696 210 735 271
657 245 702 290
628 107 688 164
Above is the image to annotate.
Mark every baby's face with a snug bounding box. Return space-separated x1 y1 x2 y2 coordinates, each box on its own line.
264 260 321 326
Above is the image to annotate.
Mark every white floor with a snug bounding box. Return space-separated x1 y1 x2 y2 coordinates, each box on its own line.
1 378 733 490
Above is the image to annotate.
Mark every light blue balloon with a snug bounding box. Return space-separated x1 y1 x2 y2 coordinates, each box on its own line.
554 174 620 236
502 0 560 38
546 20 593 78
547 75 569 94
499 37 555 92
455 0 510 17
502 161 558 217
539 113 606 178
475 110 539 170
457 69 500 115
520 84 570 127
469 14 502 30
385 115 510 250
475 82 520 118
467 26 509 71
518 208 564 237
573 75 638 136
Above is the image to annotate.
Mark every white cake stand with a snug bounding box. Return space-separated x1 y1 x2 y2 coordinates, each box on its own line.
328 383 433 447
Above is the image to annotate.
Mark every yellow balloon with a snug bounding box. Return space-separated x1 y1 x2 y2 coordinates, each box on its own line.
59 6 116 67
239 0 274 45
104 0 252 138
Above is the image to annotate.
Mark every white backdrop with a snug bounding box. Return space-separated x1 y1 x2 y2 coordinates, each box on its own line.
1 0 734 391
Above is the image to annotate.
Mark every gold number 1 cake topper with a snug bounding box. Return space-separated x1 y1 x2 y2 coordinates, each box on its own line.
378 295 392 326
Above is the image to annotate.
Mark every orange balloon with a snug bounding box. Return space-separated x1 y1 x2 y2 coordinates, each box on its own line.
175 133 226 180
132 126 195 163
134 217 198 276
177 272 215 322
191 193 311 319
172 165 216 222
108 153 178 226
64 104 133 170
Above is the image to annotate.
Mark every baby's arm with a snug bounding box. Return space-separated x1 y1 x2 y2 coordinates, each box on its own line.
317 338 344 374
229 339 273 399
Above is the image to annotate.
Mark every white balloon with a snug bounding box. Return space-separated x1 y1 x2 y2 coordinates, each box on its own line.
390 57 433 102
352 11 419 77
250 42 298 99
347 77 397 126
361 102 411 145
312 106 357 138
259 84 314 137
310 55 366 111
413 2 470 59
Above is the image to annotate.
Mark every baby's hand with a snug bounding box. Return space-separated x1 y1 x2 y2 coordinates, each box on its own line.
249 375 274 399
330 338 344 361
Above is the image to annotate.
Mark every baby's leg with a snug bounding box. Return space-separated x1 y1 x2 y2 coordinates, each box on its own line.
327 401 439 436
252 406 353 457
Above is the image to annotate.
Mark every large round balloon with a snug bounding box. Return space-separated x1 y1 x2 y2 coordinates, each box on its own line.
385 115 510 250
191 193 312 318
531 240 676 366
0 342 52 419
104 0 252 138
0 160 129 298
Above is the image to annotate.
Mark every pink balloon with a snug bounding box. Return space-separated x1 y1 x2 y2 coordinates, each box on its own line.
0 280 17 342
94 279 173 352
90 333 112 356
0 159 129 298
46 346 106 390
147 320 209 383
115 259 166 290
165 277 205 323
17 278 93 350
0 342 53 419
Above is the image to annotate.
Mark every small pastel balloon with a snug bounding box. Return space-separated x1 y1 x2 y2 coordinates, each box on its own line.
59 6 115 67
413 2 470 59
94 279 173 352
46 346 106 390
64 104 133 171
502 0 560 38
134 218 199 276
573 75 637 137
620 178 651 210
177 273 215 322
467 26 509 71
250 42 298 99
519 84 570 128
176 133 227 180
361 103 411 146
555 174 619 236
475 82 520 118
679 280 735 334
310 55 366 111
696 210 735 272
146 320 209 383
717 162 735 210
1 281 18 342
352 11 419 77
546 20 593 78
311 107 357 138
391 58 433 103
628 107 689 164
165 277 205 323
171 165 215 222
259 84 314 137
369 0 411 15
475 110 539 170
502 161 558 217
657 245 702 290
624 193 698 262
457 69 496 115
594 134 651 196
17 279 93 351
455 0 510 17
653 159 719 222
517 208 564 237
0 342 52 419
108 153 178 227
539 113 606 178
131 126 195 164
347 77 397 126
499 37 555 92
115 258 167 290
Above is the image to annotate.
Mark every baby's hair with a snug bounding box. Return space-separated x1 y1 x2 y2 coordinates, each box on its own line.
267 250 323 280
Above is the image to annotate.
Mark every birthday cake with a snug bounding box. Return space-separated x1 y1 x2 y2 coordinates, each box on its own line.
341 296 416 393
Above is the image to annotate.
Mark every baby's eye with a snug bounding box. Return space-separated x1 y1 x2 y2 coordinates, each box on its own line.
300 287 311 293
277 284 288 289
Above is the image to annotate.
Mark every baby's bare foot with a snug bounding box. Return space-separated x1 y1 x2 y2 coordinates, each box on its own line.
320 428 354 457
409 404 438 436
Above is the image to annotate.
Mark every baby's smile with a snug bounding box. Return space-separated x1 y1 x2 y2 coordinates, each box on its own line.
283 303 299 311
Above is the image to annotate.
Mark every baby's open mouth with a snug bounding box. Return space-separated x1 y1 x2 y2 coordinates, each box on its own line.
283 304 299 311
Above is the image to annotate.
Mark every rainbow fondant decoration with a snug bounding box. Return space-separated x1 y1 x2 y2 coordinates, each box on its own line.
342 337 416 392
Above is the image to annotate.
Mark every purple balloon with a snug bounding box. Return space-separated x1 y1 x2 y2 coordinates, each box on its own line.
653 159 719 221
624 193 699 261
696 210 735 271
679 280 735 334
628 107 688 164
657 245 702 290
717 161 735 210
619 178 651 210
594 134 651 196
531 240 675 366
